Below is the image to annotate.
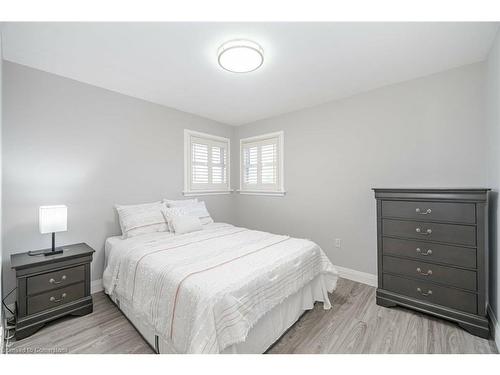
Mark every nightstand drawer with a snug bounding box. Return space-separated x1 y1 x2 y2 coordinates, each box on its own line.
27 282 85 315
382 219 476 246
27 265 85 295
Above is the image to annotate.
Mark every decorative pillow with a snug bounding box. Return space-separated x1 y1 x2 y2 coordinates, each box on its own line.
162 201 214 232
161 206 189 232
115 202 168 239
182 201 214 225
163 198 198 208
170 215 202 235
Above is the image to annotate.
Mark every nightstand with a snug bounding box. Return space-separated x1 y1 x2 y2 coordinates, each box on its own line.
10 243 95 340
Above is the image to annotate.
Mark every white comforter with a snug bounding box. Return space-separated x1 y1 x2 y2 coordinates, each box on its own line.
103 223 338 353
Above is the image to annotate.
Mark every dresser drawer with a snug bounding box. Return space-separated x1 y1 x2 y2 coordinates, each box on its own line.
382 237 476 268
27 265 85 296
383 256 477 291
383 274 477 314
381 200 475 224
27 282 85 315
382 219 476 246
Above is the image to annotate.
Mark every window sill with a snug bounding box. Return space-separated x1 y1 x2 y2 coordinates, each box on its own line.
183 190 233 197
237 190 286 197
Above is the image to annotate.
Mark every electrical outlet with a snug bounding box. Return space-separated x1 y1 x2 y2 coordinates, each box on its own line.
335 238 341 248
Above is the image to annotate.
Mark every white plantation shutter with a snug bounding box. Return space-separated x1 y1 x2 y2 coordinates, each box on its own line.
240 132 284 194
261 143 277 184
211 146 227 184
192 142 209 184
184 130 230 194
243 146 258 185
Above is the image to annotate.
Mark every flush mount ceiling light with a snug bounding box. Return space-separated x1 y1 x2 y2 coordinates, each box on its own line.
217 39 264 73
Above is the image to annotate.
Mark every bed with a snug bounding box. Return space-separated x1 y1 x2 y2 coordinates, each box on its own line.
103 222 338 354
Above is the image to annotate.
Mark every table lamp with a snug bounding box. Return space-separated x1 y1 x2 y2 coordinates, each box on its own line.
35 205 67 256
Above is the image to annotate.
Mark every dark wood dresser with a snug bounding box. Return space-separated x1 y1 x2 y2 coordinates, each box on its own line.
373 188 490 338
11 243 95 340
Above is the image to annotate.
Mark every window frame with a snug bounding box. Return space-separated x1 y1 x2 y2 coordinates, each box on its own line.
239 131 285 196
184 129 231 196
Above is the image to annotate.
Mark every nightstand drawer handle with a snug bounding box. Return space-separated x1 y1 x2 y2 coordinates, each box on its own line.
49 275 67 284
416 287 432 296
415 227 432 235
49 293 67 303
416 248 432 256
415 208 432 215
416 267 433 276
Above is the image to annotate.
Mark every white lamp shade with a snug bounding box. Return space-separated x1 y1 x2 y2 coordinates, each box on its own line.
39 205 67 234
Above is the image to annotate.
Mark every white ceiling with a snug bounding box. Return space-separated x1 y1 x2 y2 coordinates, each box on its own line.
2 22 499 125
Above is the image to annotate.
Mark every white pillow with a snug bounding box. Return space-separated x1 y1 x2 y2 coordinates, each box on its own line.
161 206 188 232
171 215 202 235
182 201 214 225
163 198 198 208
116 201 168 239
162 201 214 231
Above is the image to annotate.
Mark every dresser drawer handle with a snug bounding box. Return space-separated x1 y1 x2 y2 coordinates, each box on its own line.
415 208 432 215
416 287 432 296
49 275 67 285
49 293 67 303
416 248 432 256
415 228 432 235
416 267 433 276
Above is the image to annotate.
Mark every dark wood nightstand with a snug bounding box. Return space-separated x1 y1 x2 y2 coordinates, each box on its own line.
11 243 95 340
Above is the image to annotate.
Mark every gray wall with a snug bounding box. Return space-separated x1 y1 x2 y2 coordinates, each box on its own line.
486 30 500 328
1 62 236 300
235 62 487 276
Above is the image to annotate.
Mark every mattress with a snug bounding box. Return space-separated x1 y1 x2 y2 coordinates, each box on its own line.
103 223 338 353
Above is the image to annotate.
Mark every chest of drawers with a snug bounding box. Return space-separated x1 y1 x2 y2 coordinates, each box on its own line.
373 188 490 338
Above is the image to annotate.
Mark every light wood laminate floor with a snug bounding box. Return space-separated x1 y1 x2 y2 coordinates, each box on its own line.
7 278 498 354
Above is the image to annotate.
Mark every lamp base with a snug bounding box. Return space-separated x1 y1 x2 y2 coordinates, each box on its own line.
28 247 64 256
28 232 65 256
43 248 64 256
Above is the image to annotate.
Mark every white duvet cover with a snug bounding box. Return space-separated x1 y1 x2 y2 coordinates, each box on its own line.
103 223 338 353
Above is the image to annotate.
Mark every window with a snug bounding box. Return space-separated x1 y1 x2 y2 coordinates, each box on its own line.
184 130 231 195
239 131 285 196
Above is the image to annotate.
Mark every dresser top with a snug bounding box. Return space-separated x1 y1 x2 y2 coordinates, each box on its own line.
11 243 95 270
373 188 490 203
372 188 490 193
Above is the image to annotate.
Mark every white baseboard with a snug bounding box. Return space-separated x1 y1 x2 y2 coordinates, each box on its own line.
488 305 500 352
91 279 103 294
334 265 378 287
